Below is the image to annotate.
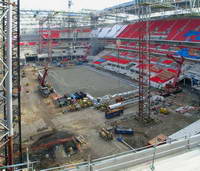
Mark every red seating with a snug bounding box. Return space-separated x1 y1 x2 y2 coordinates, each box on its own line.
166 19 189 40
118 18 200 42
173 19 200 41
157 20 174 32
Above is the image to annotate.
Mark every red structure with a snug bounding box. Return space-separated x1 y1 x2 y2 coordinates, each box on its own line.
138 5 151 122
38 67 48 87
166 54 184 88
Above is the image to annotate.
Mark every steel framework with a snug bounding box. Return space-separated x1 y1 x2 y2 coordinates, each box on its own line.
137 2 151 122
0 0 21 167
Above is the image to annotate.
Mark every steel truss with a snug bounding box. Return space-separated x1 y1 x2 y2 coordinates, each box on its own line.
0 0 21 168
137 2 151 122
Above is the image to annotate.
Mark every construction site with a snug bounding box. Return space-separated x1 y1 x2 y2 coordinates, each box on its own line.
1 0 200 170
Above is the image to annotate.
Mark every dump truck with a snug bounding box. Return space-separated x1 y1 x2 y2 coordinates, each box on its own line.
99 128 113 141
105 108 124 119
114 126 134 135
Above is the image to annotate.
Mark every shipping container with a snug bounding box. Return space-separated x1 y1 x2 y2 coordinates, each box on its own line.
105 108 123 119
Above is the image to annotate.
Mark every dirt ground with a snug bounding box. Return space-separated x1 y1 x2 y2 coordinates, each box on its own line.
20 65 200 168
21 65 132 168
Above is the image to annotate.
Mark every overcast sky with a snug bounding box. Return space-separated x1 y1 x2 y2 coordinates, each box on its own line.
21 0 131 11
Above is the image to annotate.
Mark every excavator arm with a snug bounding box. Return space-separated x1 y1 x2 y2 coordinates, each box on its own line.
166 54 184 87
38 67 48 87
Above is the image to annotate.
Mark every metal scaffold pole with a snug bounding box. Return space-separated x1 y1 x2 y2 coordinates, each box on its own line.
17 0 23 163
6 0 13 166
47 16 52 62
0 0 21 167
2 0 8 166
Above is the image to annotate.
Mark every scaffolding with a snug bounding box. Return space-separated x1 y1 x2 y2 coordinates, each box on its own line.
137 1 151 122
1 0 200 169
38 12 58 60
67 0 72 61
0 0 21 167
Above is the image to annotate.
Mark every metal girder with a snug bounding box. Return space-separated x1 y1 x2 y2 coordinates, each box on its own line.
98 0 200 18
0 0 13 167
100 37 200 48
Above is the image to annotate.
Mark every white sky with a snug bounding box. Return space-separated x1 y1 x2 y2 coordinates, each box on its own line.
21 0 131 11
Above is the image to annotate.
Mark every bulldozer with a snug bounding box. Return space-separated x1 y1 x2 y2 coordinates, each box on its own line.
99 128 113 141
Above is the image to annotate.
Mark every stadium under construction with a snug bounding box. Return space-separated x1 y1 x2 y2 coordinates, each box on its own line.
1 0 200 170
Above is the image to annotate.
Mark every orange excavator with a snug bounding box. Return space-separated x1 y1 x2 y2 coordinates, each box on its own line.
160 54 184 97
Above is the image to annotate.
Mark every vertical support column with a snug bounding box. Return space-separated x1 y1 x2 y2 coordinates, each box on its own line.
2 0 8 166
146 6 151 120
6 1 13 166
38 21 42 54
138 5 145 122
138 2 151 122
47 17 52 63
17 0 23 163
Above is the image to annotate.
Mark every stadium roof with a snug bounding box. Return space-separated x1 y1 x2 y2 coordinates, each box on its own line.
99 0 200 17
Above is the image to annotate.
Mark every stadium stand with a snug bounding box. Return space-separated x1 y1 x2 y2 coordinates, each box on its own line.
92 18 200 88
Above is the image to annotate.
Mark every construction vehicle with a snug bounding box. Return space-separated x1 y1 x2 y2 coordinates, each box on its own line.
69 92 87 100
66 103 82 112
160 54 184 97
38 67 54 97
105 107 124 119
66 104 77 112
78 98 93 108
38 86 51 98
38 67 48 87
55 96 71 107
160 107 169 115
96 103 109 112
114 126 134 135
99 128 113 141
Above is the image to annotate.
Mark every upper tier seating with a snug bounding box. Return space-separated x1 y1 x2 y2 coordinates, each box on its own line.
117 18 200 42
